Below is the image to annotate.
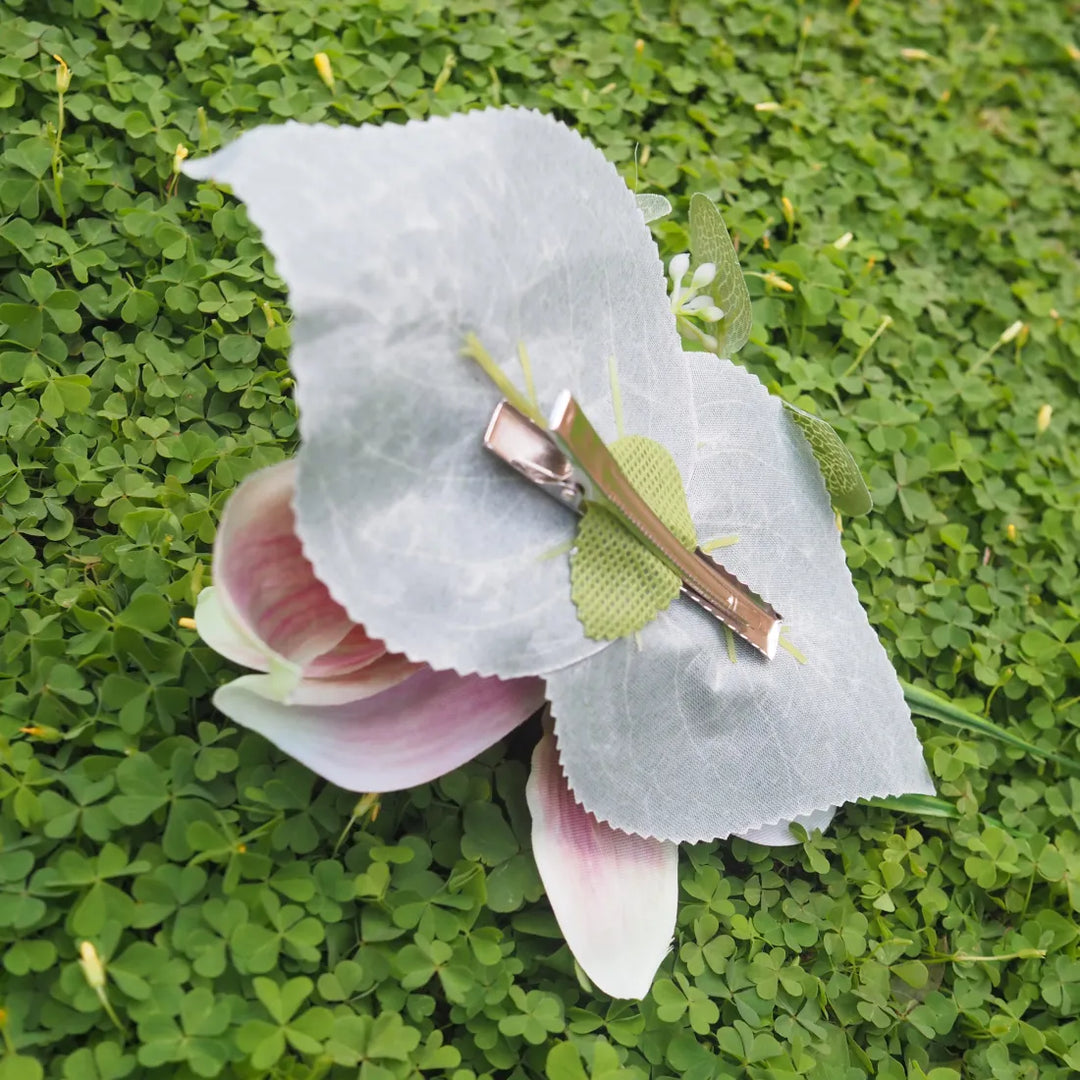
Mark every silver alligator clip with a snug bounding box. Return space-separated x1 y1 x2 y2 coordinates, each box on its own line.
483 396 783 659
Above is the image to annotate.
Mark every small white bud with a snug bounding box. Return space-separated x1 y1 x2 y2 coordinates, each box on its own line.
833 231 854 250
690 262 716 289
1036 404 1052 433
668 253 690 282
999 320 1024 344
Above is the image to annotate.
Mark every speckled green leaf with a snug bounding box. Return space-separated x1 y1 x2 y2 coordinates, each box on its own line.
688 193 752 357
783 401 873 516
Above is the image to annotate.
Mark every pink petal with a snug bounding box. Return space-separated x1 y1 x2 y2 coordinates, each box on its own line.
212 669 545 791
213 460 361 670
526 731 678 999
288 653 423 706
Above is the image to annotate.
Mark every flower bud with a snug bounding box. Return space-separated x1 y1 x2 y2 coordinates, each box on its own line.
20 725 63 742
1036 404 1052 433
690 262 716 289
172 143 189 175
754 101 781 113
763 271 794 292
79 941 106 991
999 320 1024 345
781 196 794 228
634 39 645 55
900 48 932 61
314 52 335 91
668 253 690 283
53 54 71 93
1006 523 1017 542
833 231 854 250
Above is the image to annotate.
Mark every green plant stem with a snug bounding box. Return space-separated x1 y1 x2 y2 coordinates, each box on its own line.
841 315 893 378
52 87 67 228
902 680 1080 774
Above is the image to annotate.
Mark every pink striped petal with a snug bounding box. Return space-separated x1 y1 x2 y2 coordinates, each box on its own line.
212 669 545 791
214 461 359 670
288 653 423 706
527 732 678 999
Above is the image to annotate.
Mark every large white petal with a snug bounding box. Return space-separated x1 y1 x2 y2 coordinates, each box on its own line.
185 109 694 679
527 731 678 999
547 356 934 842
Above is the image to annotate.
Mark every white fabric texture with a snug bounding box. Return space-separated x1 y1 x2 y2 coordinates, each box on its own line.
186 109 934 844
185 109 694 679
546 355 934 842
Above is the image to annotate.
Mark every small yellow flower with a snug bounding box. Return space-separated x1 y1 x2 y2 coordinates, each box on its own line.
53 54 72 93
634 39 645 56
1006 523 1017 542
314 51 335 92
79 941 106 991
1036 404 1052 433
172 143 189 174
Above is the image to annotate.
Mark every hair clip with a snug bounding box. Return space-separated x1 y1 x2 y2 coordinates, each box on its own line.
484 398 782 658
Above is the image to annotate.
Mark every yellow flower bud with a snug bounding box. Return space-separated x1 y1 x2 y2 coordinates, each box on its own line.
781 196 795 228
172 143 189 174
634 39 645 55
1006 523 1017 542
20 724 63 742
763 271 794 292
314 52 335 91
1036 404 1052 433
178 616 197 630
1067 44 1080 61
639 145 650 166
53 54 71 93
754 101 781 113
900 48 932 61
79 941 106 991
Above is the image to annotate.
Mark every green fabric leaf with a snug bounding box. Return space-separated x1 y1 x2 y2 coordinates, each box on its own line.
570 436 696 639
688 193 752 357
782 402 873 516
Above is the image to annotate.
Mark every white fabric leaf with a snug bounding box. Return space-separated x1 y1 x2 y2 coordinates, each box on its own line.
185 109 694 679
546 354 934 843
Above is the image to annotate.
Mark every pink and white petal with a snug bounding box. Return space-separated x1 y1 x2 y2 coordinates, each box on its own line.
288 654 424 707
735 806 837 847
194 586 270 672
526 732 678 999
212 669 545 791
214 460 355 667
301 624 388 680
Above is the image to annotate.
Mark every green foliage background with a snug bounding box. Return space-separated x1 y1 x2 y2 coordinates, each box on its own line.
1 1 1079 1077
